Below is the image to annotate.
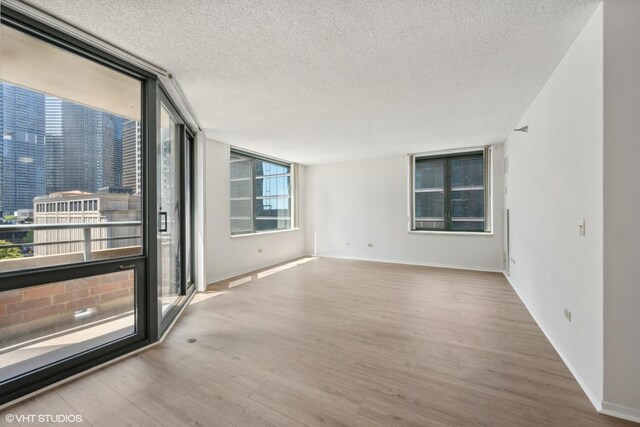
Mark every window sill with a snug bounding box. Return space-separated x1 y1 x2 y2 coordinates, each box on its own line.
408 230 494 236
231 227 300 239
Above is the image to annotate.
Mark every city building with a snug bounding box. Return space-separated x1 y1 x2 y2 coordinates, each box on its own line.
122 119 142 195
0 82 45 215
45 97 125 194
33 190 141 257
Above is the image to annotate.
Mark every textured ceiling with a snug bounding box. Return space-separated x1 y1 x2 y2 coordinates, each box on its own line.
22 0 600 164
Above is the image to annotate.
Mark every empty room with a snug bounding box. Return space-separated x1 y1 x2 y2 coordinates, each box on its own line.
0 0 639 425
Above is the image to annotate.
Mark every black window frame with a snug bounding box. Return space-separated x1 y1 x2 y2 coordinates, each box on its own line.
411 148 491 233
0 5 196 406
229 149 295 236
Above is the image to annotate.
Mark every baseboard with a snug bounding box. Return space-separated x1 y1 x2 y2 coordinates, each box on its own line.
319 253 503 273
502 273 604 412
206 253 308 285
601 401 640 424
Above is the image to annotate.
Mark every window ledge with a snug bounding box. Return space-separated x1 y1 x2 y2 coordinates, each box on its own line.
408 230 494 236
231 227 300 239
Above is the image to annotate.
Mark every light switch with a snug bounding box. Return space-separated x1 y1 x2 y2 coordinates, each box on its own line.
578 219 586 236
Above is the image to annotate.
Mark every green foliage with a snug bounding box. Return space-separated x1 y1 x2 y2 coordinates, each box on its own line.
3 215 17 221
25 231 34 243
0 239 23 260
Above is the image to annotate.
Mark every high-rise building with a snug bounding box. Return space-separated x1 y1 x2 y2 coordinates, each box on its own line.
1 82 46 215
45 99 124 194
122 120 142 195
33 190 141 257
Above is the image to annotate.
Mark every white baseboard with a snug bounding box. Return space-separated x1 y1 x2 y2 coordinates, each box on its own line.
502 273 604 412
601 401 640 424
319 253 503 273
206 253 308 285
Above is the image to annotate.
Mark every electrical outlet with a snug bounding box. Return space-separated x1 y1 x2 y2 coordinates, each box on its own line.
564 308 572 322
510 257 516 265
257 248 262 253
368 243 374 247
346 242 350 246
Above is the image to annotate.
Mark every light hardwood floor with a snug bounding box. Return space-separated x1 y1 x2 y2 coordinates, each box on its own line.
1 257 635 426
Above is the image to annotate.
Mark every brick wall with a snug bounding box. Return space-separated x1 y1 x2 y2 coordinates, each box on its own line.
0 270 134 347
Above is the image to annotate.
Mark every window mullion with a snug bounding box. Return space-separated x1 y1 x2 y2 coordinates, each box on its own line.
252 157 257 233
445 158 452 231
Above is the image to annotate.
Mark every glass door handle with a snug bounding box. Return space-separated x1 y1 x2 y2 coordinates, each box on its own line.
159 211 168 232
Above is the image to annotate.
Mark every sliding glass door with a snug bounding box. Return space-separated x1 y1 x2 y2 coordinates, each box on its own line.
158 103 181 319
156 96 195 333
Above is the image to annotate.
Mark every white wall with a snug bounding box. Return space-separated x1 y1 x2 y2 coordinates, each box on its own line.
503 3 604 408
203 139 306 284
603 0 640 420
304 147 504 272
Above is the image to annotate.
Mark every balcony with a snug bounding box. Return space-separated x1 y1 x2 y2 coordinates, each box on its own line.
0 222 141 382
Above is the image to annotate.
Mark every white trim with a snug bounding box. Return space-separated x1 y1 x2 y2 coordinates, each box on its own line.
230 227 300 239
502 273 604 412
601 401 640 424
411 145 487 158
317 254 503 273
206 253 307 285
408 230 494 236
230 146 294 167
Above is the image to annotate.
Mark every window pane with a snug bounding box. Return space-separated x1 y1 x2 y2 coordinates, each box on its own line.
415 191 445 229
451 189 485 231
256 159 289 177
230 156 251 180
255 218 291 231
229 154 293 234
255 160 291 231
0 26 143 273
0 270 136 382
450 155 484 231
230 179 252 199
451 156 483 188
415 159 444 189
231 218 253 234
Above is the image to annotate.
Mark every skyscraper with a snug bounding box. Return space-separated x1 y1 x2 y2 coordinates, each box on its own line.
45 99 124 194
1 82 46 215
122 120 142 195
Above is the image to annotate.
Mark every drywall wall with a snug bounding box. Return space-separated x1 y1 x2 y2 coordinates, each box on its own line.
304 146 504 272
503 3 604 408
603 0 640 420
203 139 306 284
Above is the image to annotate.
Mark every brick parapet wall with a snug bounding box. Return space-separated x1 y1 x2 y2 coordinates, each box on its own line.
0 270 134 345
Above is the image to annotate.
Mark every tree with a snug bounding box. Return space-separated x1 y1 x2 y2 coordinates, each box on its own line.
0 240 23 260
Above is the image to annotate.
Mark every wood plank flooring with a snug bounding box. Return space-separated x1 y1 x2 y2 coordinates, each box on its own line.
1 257 635 426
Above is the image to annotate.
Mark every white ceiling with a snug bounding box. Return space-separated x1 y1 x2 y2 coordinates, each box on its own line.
23 0 600 165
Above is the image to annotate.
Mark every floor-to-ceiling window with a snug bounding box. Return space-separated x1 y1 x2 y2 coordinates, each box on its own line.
0 6 195 405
